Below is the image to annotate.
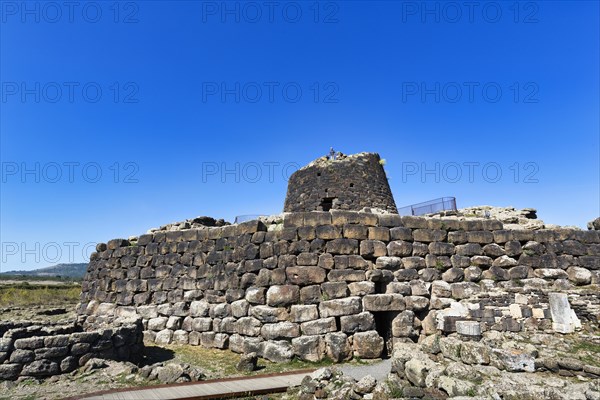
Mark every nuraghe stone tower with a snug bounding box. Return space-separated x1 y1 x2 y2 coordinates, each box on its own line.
284 152 397 213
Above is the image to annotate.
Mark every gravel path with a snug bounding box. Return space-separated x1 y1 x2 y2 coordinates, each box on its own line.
338 358 392 381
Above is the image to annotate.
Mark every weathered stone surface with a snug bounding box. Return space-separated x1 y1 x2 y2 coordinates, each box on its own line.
316 225 341 240
368 227 390 241
191 317 212 332
363 294 405 311
431 280 451 297
467 231 494 244
155 329 173 345
266 285 300 307
325 239 359 255
148 317 168 331
301 318 337 335
375 256 403 270
292 335 324 362
490 348 535 372
456 243 482 256
534 268 568 280
236 352 258 371
360 240 387 258
0 363 22 380
231 299 250 318
22 359 60 377
340 312 375 333
428 242 455 256
285 266 327 286
232 317 260 337
260 322 300 340
320 282 349 299
250 305 288 323
14 337 44 350
352 331 383 359
481 266 510 281
404 357 434 387
348 281 375 296
392 310 416 337
327 269 366 282
190 300 210 317
319 297 362 317
343 224 368 239
262 340 293 362
450 282 481 299
387 240 413 257
567 266 592 285
325 332 352 362
442 267 464 283
404 295 429 311
483 243 505 257
300 285 321 304
390 227 412 241
354 374 377 395
413 229 446 242
439 337 462 362
290 305 319 323
492 255 518 268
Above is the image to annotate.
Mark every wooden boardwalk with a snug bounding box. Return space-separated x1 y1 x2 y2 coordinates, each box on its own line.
73 369 314 400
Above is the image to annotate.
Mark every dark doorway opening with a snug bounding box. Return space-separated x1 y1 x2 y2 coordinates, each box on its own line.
373 311 399 358
320 197 336 211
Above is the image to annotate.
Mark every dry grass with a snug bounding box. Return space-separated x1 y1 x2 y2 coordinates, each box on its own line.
0 283 80 307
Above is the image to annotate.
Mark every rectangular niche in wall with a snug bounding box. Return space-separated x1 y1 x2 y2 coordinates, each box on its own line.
320 197 336 211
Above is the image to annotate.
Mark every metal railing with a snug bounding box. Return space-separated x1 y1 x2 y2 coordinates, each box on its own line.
397 197 457 216
234 215 266 224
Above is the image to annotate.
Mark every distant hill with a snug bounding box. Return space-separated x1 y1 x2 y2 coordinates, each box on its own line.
0 263 88 279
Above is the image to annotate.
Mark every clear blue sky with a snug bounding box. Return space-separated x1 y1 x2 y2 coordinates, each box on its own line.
1 1 598 271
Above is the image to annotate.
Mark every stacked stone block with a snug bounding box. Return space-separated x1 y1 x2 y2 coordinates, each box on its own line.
283 153 397 213
0 319 143 380
77 212 600 362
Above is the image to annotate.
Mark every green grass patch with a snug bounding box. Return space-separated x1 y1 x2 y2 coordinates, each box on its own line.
145 343 340 379
0 283 80 307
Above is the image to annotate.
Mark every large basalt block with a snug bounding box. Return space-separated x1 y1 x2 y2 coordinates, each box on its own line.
363 294 405 311
325 332 352 362
319 297 362 317
340 312 375 333
235 317 262 336
360 240 387 258
260 322 300 340
286 266 326 285
22 360 60 377
315 225 341 240
413 229 446 242
250 305 289 323
326 239 359 255
327 269 366 282
261 340 293 362
352 330 384 359
301 317 337 335
292 335 325 362
290 305 319 322
266 285 300 307
387 240 413 256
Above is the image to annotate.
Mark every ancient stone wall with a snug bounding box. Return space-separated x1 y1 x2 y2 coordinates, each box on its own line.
284 153 397 213
0 318 143 380
77 212 600 363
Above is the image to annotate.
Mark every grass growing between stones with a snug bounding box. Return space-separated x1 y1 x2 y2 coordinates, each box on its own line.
571 340 600 367
0 283 80 307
